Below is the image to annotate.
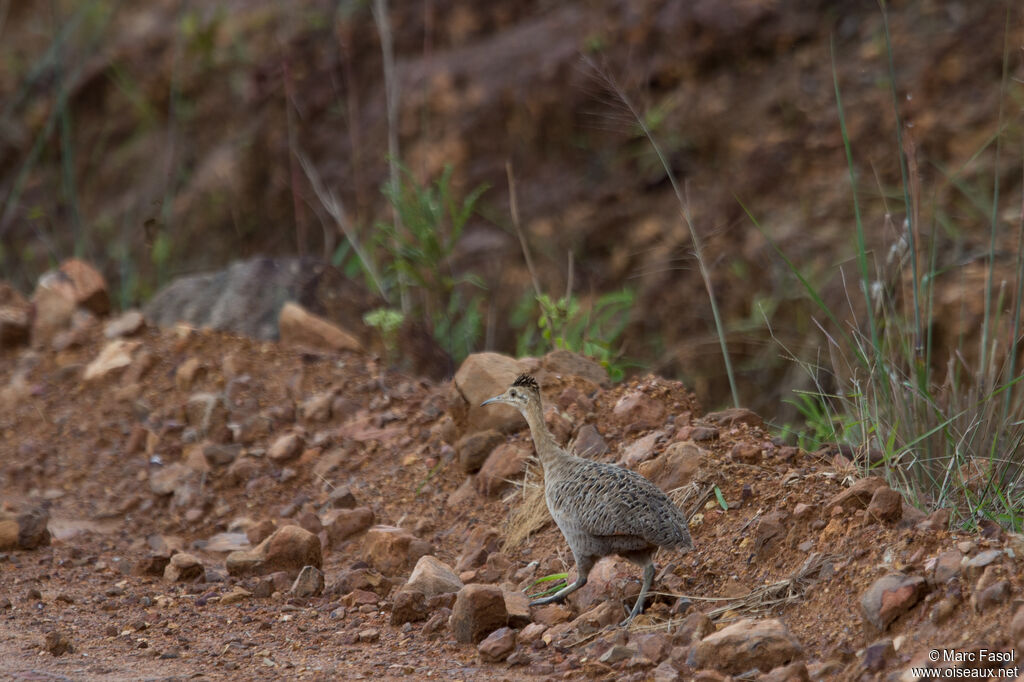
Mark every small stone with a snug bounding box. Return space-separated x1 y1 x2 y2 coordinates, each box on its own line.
973 580 1011 612
613 391 666 430
358 628 380 643
861 639 893 673
572 601 619 633
730 443 762 464
478 626 516 662
279 302 363 353
828 477 886 512
689 618 802 674
220 587 252 605
362 526 432 576
203 443 242 467
672 611 715 646
15 505 51 550
405 555 463 597
327 485 357 509
455 430 504 474
860 574 927 631
639 442 705 492
760 662 811 682
652 660 681 682
175 357 204 391
570 424 608 457
518 622 548 644
44 630 74 656
246 519 276 546
504 590 532 628
619 430 664 467
454 352 527 434
299 391 335 422
703 407 764 429
456 526 500 572
289 565 325 598
476 443 529 496
322 507 376 545
866 487 902 523
450 583 508 644
391 589 429 625
917 508 950 532
164 552 204 582
84 339 141 381
104 310 145 338
963 549 1002 583
226 525 322 578
268 433 305 462
600 644 639 664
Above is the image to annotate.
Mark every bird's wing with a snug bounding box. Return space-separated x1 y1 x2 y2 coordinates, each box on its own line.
546 461 692 549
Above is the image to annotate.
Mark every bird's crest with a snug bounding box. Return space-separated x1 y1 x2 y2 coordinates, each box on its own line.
512 373 540 392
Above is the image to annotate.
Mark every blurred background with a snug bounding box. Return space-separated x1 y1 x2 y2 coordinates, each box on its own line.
1 0 1022 420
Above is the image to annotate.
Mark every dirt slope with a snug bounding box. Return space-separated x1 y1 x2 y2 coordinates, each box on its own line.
1 325 1021 680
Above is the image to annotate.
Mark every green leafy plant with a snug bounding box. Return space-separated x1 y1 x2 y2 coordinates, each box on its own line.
513 289 635 382
363 307 404 360
527 572 568 600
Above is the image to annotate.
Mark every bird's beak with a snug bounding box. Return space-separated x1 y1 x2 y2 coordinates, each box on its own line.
481 395 504 407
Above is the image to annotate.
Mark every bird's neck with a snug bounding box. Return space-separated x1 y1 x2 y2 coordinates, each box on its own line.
521 399 570 470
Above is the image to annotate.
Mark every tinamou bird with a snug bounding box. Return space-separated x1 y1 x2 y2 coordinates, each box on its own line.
483 374 693 624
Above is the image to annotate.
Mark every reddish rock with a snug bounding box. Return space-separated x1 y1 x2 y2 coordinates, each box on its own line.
476 443 529 496
633 632 671 662
327 484 357 508
760 662 810 681
84 339 141 381
362 525 432 575
103 310 145 338
672 611 715 646
571 601 619 633
917 508 950 532
570 556 637 612
289 565 325 597
450 583 509 644
963 549 1002 583
456 526 500 572
619 430 665 467
278 301 362 353
730 443 762 464
612 390 666 430
504 590 532 628
163 552 204 582
866 486 903 523
541 349 609 387
639 442 705 492
455 429 505 474
268 432 305 462
860 574 927 631
478 626 516 662
928 549 962 585
299 391 335 422
226 525 322 578
532 603 572 626
703 407 764 429
689 618 803 674
405 555 463 597
571 424 609 457
391 589 430 624
828 476 886 512
973 580 1011 612
454 352 528 434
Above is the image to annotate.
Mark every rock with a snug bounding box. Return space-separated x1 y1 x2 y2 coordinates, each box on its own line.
299 391 335 422
613 391 666 430
928 550 962 585
185 392 228 439
164 553 204 582
0 518 20 550
860 573 927 631
828 476 886 512
504 590 532 628
44 630 74 656
571 424 609 457
405 555 463 597
600 644 638 664
149 463 196 497
450 583 509 644
358 628 380 643
917 508 950 532
175 357 204 390
268 432 305 462
861 639 893 673
84 339 141 381
226 525 322 578
456 429 505 474
221 586 252 605
639 442 705 491
689 618 803 674
572 601 620 633
973 580 1011 612
0 282 31 348
326 485 357 509
391 589 430 624
205 532 249 553
519 622 548 644
1011 604 1024 647
454 352 527 433
793 503 815 519
532 603 572 626
278 301 362 353
290 565 325 598
104 310 145 338
456 526 501 572
477 443 529 496
866 486 902 523
478 626 516 662
672 611 715 645
570 557 637 612
652 660 681 682
56 258 111 314
703 407 764 429
729 442 762 464
634 632 671 663
203 443 242 467
619 430 664 467
246 519 276 546
322 507 375 545
963 549 1002 583
16 506 51 550
760 662 810 681
541 349 609 387
362 526 432 575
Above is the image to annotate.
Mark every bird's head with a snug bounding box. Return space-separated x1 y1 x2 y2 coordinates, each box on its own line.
481 373 540 412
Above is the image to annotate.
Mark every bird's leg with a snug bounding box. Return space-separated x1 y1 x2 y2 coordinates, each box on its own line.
529 554 594 607
622 559 656 626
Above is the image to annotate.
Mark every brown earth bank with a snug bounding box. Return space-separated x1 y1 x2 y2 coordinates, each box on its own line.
1 2 1022 414
2 302 1023 681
